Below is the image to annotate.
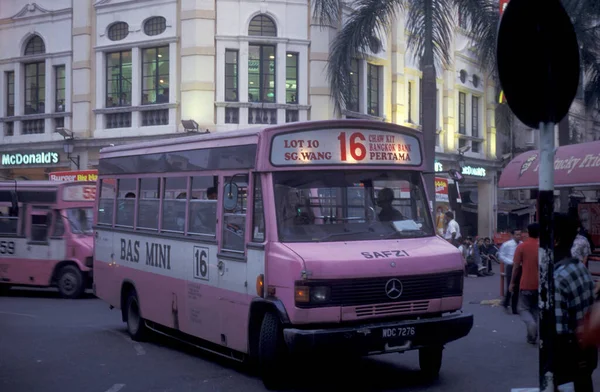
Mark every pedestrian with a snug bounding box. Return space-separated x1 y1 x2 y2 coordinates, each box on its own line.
509 222 539 345
572 224 592 267
498 229 522 314
553 213 598 391
444 211 461 247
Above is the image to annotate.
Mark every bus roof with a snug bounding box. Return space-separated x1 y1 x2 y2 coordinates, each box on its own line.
0 181 96 205
98 120 423 156
0 180 94 190
98 120 425 173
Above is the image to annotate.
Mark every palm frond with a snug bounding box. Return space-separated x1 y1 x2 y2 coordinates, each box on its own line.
584 56 600 110
326 0 403 112
312 0 343 26
405 0 454 69
495 100 514 136
467 1 500 77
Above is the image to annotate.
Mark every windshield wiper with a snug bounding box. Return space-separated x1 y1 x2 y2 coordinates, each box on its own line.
383 229 427 239
316 228 374 242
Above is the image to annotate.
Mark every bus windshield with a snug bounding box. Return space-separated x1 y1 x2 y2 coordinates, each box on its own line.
66 207 94 235
273 170 434 243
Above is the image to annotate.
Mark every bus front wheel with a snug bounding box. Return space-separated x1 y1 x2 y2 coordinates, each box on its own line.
258 312 289 390
418 346 443 379
57 265 85 299
126 291 148 341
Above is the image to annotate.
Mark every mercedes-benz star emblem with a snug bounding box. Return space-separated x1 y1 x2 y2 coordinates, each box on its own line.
385 278 403 300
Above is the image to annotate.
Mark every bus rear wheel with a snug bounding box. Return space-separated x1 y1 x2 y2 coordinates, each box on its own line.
258 312 289 390
57 265 85 299
126 291 148 341
419 346 443 379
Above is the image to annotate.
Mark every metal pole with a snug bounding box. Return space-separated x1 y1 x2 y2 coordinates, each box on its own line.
538 121 556 392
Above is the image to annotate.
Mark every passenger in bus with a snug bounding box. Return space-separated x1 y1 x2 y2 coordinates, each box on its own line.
376 188 405 222
176 192 187 200
206 187 217 200
125 192 135 198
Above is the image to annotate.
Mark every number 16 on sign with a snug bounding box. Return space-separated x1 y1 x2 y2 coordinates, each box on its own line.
193 246 209 280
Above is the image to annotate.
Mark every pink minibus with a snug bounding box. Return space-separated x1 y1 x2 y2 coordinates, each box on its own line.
93 120 473 388
0 181 95 298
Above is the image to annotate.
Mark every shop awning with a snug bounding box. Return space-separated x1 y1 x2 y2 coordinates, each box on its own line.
498 140 600 190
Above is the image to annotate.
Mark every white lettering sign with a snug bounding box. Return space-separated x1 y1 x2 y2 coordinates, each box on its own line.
63 185 97 202
1 152 59 166
462 166 487 177
270 129 422 166
435 161 444 172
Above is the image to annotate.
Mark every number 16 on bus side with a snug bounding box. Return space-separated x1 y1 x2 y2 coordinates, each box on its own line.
193 246 209 281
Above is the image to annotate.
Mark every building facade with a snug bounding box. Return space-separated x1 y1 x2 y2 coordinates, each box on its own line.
0 0 500 237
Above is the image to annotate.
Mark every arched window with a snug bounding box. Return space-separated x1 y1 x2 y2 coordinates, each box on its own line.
144 17 167 36
108 22 129 41
24 35 45 56
248 14 277 37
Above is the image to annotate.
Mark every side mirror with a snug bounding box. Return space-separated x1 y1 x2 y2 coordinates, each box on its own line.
223 183 239 211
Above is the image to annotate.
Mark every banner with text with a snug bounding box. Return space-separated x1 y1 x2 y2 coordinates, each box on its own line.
49 170 98 182
435 177 449 203
270 129 422 166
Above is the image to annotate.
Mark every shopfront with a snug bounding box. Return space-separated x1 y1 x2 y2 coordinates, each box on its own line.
435 155 501 238
0 150 72 180
499 140 600 280
498 140 600 245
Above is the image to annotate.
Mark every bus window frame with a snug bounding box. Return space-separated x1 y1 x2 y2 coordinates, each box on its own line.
217 171 253 261
27 207 53 245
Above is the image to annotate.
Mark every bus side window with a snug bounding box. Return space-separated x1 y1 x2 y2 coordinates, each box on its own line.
53 211 65 237
98 179 116 226
30 214 49 242
138 178 160 231
0 206 18 235
189 176 217 236
252 174 265 242
162 177 187 233
222 175 248 253
116 178 136 227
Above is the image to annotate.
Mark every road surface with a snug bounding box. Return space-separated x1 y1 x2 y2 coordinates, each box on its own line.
0 273 597 392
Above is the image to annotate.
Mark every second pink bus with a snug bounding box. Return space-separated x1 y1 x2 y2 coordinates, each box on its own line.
93 120 473 388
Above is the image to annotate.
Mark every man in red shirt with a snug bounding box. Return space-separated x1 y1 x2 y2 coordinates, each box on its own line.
509 222 540 345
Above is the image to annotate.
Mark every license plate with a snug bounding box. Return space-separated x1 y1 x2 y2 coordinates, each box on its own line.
381 326 416 338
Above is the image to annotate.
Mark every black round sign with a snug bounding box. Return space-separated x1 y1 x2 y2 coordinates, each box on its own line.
497 0 580 129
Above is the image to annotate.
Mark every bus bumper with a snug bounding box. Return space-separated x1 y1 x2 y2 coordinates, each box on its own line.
282 311 473 356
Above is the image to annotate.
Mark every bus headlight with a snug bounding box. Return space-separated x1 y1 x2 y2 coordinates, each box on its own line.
295 285 331 305
85 257 93 268
446 274 463 293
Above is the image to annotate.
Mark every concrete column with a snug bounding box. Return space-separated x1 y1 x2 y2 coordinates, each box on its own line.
485 82 497 160
308 24 336 120
14 65 23 116
44 58 53 133
131 47 141 107
72 0 93 138
477 178 495 238
180 0 217 130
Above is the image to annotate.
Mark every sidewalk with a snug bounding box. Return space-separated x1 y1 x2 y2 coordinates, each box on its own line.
462 271 600 390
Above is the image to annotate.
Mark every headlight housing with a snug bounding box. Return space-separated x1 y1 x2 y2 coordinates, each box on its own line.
85 256 93 268
295 284 331 306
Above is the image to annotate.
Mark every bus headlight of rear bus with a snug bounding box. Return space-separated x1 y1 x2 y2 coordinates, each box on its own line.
85 257 93 268
295 284 331 305
446 273 463 293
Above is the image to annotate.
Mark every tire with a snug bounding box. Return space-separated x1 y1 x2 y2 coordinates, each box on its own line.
258 312 289 390
57 265 85 299
419 346 443 379
125 290 148 342
0 284 11 295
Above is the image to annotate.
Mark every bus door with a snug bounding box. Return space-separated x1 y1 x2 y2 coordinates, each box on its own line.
25 207 65 285
216 173 250 351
